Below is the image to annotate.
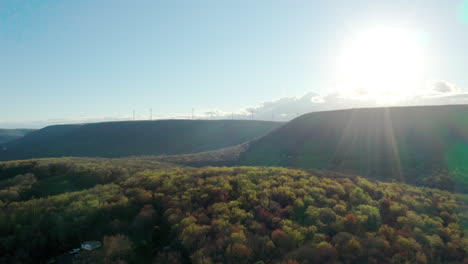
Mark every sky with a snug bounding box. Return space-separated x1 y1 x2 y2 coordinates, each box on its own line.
1 0 468 128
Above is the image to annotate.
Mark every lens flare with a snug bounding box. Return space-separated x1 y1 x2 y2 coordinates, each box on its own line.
336 26 426 104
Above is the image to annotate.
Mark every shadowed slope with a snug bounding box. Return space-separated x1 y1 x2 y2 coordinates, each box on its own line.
0 120 283 161
0 129 35 144
239 105 468 192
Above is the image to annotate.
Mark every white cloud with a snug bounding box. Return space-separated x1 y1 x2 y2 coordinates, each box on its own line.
231 80 468 121
425 80 461 96
2 81 467 128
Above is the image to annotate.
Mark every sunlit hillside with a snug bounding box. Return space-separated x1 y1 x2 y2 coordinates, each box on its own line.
0 158 466 263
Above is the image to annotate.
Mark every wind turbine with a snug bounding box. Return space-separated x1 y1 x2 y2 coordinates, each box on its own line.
247 109 254 120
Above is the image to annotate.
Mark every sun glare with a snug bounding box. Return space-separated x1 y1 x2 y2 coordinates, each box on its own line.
336 26 425 104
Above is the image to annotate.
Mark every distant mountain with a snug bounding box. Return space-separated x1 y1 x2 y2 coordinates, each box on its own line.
0 129 35 144
0 120 283 161
238 105 468 193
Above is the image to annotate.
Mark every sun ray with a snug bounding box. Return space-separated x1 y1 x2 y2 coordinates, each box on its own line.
383 108 404 182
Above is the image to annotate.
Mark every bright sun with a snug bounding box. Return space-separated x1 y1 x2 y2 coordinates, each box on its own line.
336 26 425 104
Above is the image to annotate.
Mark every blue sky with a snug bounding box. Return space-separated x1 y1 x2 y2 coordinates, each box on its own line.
1 0 468 128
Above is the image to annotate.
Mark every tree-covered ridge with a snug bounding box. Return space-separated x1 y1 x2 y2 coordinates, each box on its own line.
0 157 180 202
1 163 465 263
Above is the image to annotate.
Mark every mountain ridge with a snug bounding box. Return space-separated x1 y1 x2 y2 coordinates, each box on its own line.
0 129 35 144
0 120 283 161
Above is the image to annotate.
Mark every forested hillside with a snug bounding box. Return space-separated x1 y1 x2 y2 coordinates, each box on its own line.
238 105 468 193
0 120 282 161
0 129 35 144
0 159 466 263
0 157 180 201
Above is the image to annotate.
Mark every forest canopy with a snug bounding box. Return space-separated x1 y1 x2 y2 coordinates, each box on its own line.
0 159 466 263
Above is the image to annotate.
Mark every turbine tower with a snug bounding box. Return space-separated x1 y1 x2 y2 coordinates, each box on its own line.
247 109 254 120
